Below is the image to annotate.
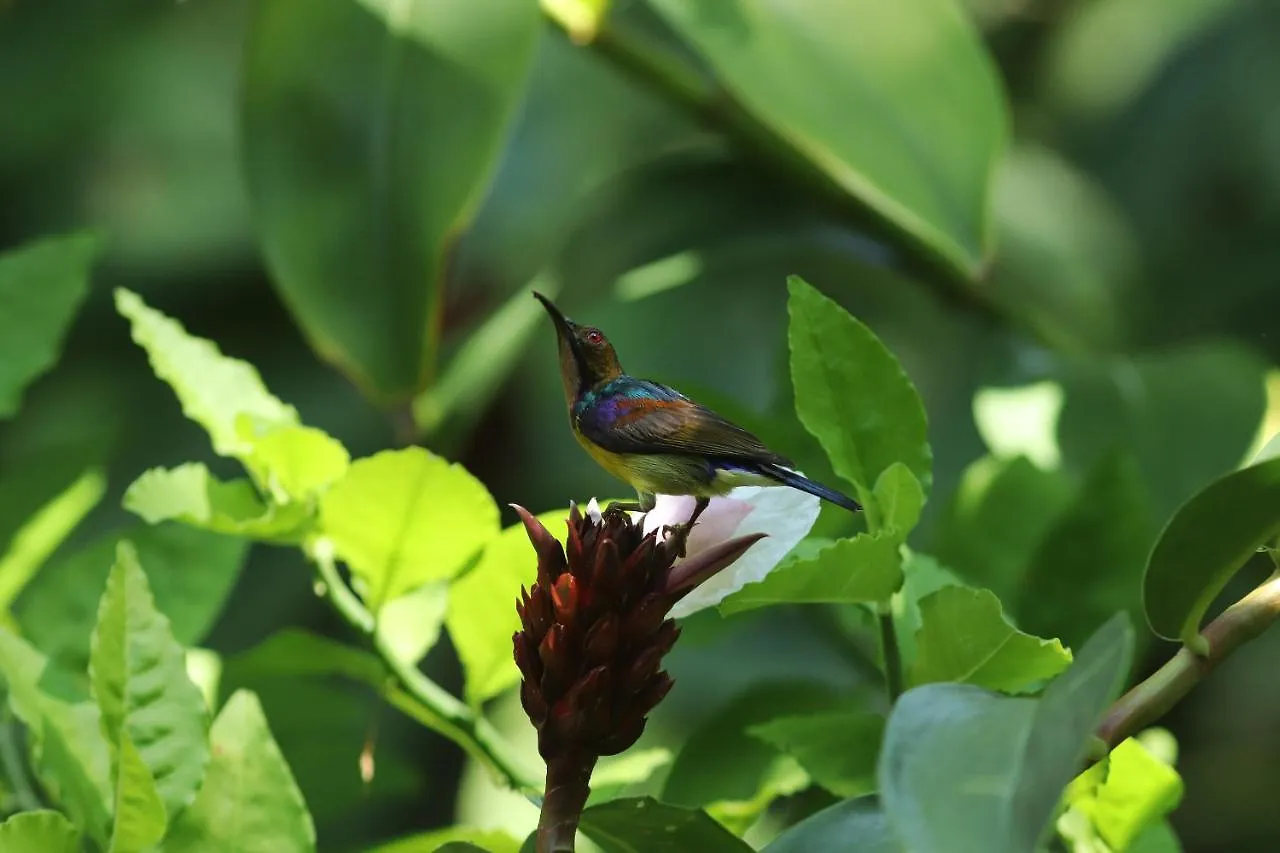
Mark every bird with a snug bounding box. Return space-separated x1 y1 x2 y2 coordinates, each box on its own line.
532 291 862 526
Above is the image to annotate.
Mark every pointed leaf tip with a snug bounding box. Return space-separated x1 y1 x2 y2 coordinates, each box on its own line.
665 532 768 595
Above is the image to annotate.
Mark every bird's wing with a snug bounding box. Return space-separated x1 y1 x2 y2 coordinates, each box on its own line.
577 379 791 465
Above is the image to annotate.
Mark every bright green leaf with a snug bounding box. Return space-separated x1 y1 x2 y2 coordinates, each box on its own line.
873 462 925 541
1143 455 1280 643
367 826 521 853
588 748 674 806
320 447 499 612
245 424 351 502
0 810 82 853
749 709 884 798
879 614 1134 853
88 542 209 818
646 0 1006 277
578 797 755 853
763 796 904 853
124 463 313 543
164 689 317 853
377 581 447 666
541 0 609 43
114 287 298 460
0 232 99 418
447 508 565 704
231 628 387 688
107 732 167 853
18 523 248 673
243 0 541 402
1065 737 1183 852
0 465 105 612
910 586 1072 693
717 532 903 615
787 276 932 507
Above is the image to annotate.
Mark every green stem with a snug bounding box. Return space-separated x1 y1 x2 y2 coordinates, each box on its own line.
311 548 540 792
1095 570 1280 752
0 709 43 813
878 609 904 703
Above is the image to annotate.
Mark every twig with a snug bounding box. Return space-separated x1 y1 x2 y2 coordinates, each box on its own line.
310 547 540 792
1096 571 1280 751
878 610 904 703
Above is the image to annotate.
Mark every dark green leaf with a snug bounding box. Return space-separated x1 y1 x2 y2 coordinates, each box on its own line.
879 614 1134 853
762 796 904 853
88 542 209 818
164 689 317 853
578 797 754 853
787 276 931 510
242 0 541 402
749 709 884 798
1143 455 1280 643
0 232 99 419
231 628 387 688
909 586 1071 693
0 810 82 853
646 0 1006 277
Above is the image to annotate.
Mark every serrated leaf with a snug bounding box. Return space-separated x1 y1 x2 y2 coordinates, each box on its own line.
108 732 167 853
319 447 499 612
244 424 351 502
762 796 904 853
578 797 754 853
366 826 521 853
0 809 82 853
164 690 316 853
873 462 924 541
123 463 313 543
88 542 209 818
243 0 541 402
880 614 1134 853
0 232 99 418
749 709 884 798
231 628 387 688
717 532 903 615
910 586 1072 693
114 287 298 461
1064 737 1183 852
1143 455 1280 644
787 276 931 513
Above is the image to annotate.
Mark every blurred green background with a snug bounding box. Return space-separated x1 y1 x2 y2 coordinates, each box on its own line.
2 0 1280 849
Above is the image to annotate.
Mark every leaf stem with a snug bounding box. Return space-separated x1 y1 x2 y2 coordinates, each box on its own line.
878 609 904 703
1095 570 1280 751
310 547 540 792
0 709 44 813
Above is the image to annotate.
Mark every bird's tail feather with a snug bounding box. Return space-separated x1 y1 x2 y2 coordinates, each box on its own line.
755 463 862 513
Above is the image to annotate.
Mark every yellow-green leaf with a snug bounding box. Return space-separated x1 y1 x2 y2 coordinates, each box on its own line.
0 810 82 853
243 424 350 503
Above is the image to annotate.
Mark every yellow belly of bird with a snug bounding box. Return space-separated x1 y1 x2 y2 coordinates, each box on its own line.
574 431 775 497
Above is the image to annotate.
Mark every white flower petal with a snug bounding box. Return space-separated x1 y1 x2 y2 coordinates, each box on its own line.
585 497 603 523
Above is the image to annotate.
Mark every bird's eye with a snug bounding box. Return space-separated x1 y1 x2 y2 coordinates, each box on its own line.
585 329 604 345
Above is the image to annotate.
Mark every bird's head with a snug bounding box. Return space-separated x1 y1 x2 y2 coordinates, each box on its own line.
533 291 624 405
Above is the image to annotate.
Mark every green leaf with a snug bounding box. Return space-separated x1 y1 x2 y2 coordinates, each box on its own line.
367 826 522 853
646 0 1006 278
0 465 105 612
245 425 351 503
873 462 924 541
124 464 313 544
446 508 565 705
88 542 210 818
578 797 754 853
319 447 499 612
377 581 448 666
717 532 903 615
231 628 387 688
18 523 249 673
1064 737 1183 852
164 689 317 853
879 614 1134 853
762 796 904 853
0 810 82 853
787 276 932 510
114 287 298 461
0 232 99 418
749 709 883 798
1143 455 1280 643
909 586 1072 693
108 732 167 853
242 0 541 402
0 628 112 844
588 748 674 805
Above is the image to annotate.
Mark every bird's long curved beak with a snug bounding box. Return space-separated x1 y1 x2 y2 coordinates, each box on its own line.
532 290 576 343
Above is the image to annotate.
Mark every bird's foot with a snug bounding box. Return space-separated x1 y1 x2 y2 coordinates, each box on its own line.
603 500 642 521
663 497 710 559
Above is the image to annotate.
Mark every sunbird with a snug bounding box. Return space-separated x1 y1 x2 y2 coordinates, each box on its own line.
533 292 862 523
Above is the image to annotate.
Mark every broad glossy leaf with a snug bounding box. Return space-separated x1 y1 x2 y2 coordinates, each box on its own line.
1143 455 1280 643
873 463 924 541
368 826 521 853
320 447 499 612
762 796 904 853
231 628 387 687
0 810 82 853
879 614 1133 853
749 709 884 798
579 797 754 853
88 542 209 818
646 0 1005 277
243 0 541 402
0 232 99 418
0 629 111 844
1064 737 1183 852
245 425 350 502
717 532 902 615
787 276 931 508
115 288 298 461
909 586 1071 693
164 690 317 853
108 732 167 853
18 523 248 673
